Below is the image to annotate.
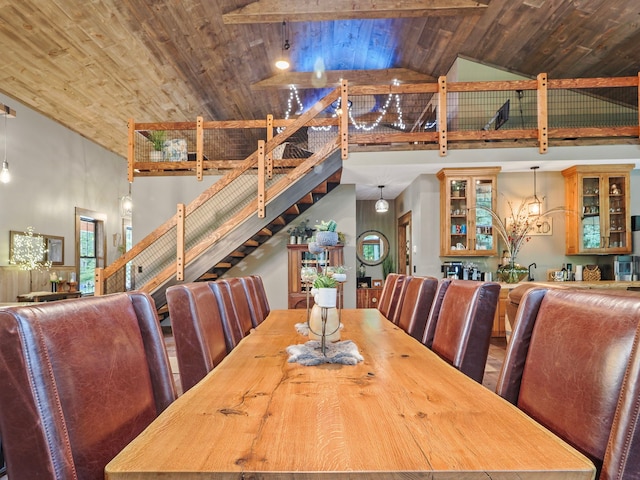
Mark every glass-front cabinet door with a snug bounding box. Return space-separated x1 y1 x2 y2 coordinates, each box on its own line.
437 167 500 257
563 164 633 255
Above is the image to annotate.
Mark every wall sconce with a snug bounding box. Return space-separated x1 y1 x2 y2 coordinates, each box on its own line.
375 185 389 213
528 166 542 216
275 21 291 70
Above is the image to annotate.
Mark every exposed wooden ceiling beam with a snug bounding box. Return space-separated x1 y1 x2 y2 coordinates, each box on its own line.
223 0 488 24
252 68 436 90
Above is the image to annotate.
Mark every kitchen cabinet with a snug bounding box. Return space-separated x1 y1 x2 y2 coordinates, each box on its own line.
357 287 383 309
437 167 501 257
562 164 633 255
287 244 343 309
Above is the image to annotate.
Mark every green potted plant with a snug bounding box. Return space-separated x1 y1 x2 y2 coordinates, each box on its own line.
313 274 338 308
148 130 166 162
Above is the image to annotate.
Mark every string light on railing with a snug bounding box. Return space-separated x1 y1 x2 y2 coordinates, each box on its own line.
348 79 405 131
280 79 405 132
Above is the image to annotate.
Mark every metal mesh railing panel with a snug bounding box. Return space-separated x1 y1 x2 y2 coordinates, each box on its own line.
446 89 537 132
548 86 638 128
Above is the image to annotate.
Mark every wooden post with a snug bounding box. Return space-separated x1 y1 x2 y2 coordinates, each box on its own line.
94 267 104 296
127 118 135 183
176 203 185 281
340 79 349 159
438 76 447 156
537 73 548 154
266 114 274 179
258 140 266 218
196 116 204 181
637 72 640 139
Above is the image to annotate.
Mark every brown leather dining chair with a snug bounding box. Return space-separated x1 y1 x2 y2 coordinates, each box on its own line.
218 277 257 333
250 274 271 319
396 276 439 341
0 292 177 480
496 288 640 480
239 276 269 327
421 278 452 348
166 282 229 392
210 279 251 350
425 279 500 383
378 273 407 323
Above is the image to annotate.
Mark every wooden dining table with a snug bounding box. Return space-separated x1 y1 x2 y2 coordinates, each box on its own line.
106 308 595 479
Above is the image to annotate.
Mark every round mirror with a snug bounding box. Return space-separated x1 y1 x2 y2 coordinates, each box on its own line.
356 230 389 266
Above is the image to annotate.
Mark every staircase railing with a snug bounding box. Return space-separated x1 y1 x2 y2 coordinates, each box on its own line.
97 85 344 296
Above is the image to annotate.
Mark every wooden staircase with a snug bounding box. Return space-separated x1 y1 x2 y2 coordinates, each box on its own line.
149 149 343 310
198 171 342 281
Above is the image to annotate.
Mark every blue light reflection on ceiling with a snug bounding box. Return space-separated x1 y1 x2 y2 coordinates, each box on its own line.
288 19 399 109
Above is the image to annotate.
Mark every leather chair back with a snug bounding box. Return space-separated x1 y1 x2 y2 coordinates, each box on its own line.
0 292 176 480
396 276 439 340
387 274 409 324
421 278 452 348
250 275 271 318
429 280 500 383
496 288 640 479
217 278 254 336
240 276 267 327
209 280 247 350
377 273 399 318
166 282 229 392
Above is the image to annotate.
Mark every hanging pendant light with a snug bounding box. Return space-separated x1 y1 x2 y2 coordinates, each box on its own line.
375 185 389 213
528 166 542 216
0 112 10 184
120 182 133 218
275 21 291 70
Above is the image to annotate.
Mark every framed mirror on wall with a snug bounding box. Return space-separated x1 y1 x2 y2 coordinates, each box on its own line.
9 230 65 266
356 230 389 266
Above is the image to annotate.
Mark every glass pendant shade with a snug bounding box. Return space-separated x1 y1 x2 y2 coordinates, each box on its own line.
0 160 9 184
528 166 541 216
375 186 389 213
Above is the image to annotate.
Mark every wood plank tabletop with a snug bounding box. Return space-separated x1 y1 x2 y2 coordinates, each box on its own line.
106 309 595 480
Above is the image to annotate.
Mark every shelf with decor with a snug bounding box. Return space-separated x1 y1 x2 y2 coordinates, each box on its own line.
437 167 501 257
562 164 633 254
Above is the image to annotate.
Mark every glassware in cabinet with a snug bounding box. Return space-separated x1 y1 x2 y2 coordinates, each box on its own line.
562 164 633 254
437 167 500 257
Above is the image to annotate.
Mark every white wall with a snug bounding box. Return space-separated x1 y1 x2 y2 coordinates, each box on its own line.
0 93 128 301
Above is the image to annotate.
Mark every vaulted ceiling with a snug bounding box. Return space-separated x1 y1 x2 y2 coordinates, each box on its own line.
1 0 639 163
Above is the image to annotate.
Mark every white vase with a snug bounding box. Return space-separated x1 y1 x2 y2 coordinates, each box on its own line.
315 287 337 308
150 150 163 162
308 304 340 342
333 273 347 282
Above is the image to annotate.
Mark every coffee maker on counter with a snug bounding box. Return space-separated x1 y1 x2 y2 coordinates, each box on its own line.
441 261 484 281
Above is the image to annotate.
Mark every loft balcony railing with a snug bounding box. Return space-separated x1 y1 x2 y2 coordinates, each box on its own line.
98 74 639 298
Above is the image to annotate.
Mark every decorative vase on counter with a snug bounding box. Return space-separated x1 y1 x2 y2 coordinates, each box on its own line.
496 261 529 284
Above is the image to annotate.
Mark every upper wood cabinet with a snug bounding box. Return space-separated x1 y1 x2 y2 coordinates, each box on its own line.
562 164 633 255
437 167 501 257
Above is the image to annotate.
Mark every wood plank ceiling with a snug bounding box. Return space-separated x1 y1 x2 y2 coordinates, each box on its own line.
0 0 639 160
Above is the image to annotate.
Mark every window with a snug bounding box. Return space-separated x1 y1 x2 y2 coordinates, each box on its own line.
75 208 106 295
